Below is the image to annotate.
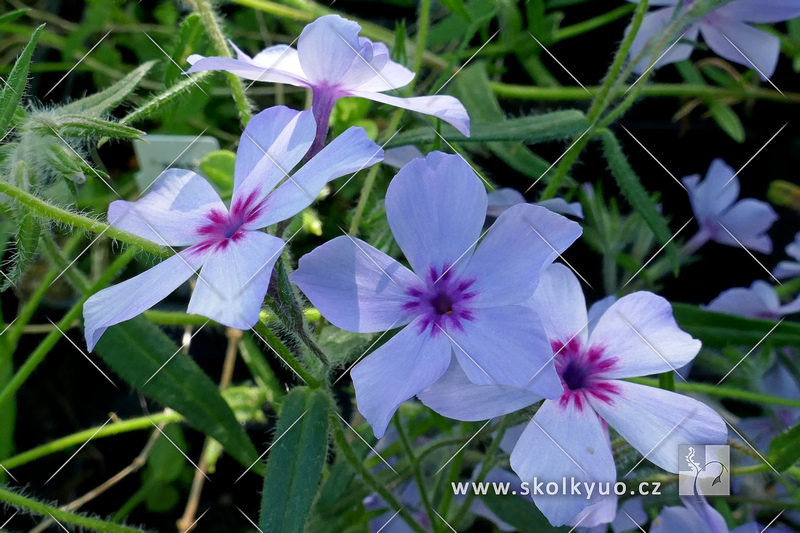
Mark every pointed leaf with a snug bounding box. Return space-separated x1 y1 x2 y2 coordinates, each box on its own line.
35 114 144 140
61 61 156 116
0 24 44 134
94 317 260 471
672 303 800 347
769 421 800 472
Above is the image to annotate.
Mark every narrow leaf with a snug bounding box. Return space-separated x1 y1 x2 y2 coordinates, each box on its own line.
94 317 260 471
260 386 330 533
440 0 471 21
708 102 745 143
35 115 144 140
672 303 800 347
0 9 29 25
61 61 156 116
769 422 800 472
0 24 44 134
602 129 681 273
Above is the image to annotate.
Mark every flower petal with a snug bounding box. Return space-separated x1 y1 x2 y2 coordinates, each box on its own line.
588 292 701 379
417 358 541 421
589 381 727 473
523 263 590 346
187 42 309 87
353 45 416 92
349 90 471 136
568 493 618 530
233 106 316 201
487 188 525 217
247 125 383 228
187 231 285 329
464 204 582 308
716 0 800 25
446 305 563 398
108 169 226 247
537 198 584 219
351 317 452 438
510 400 616 526
291 235 419 333
627 9 700 74
385 151 486 277
611 497 648 533
775 260 800 280
83 250 204 351
683 158 740 222
651 497 728 533
700 19 780 79
715 198 778 254
705 280 780 319
383 145 425 169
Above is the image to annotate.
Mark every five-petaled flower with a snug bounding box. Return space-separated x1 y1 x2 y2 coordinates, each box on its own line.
419 263 727 525
626 0 800 79
682 158 778 255
291 151 583 438
83 106 382 351
706 280 800 320
187 14 470 157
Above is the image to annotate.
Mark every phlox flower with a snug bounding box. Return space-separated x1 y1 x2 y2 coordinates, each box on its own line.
419 263 727 525
83 106 382 350
652 494 791 533
706 280 800 319
568 495 647 533
487 187 584 219
682 158 777 255
625 0 800 78
291 151 582 438
775 232 800 279
187 15 469 156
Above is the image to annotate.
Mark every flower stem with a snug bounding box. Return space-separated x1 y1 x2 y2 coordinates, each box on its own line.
331 416 429 533
194 0 254 127
394 416 438 532
0 247 137 412
628 377 800 409
252 321 321 388
411 0 432 78
0 180 170 257
0 486 147 533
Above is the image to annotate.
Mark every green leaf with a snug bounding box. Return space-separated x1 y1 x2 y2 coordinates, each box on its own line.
769 421 800 472
386 110 589 147
440 0 471 21
0 9 29 25
34 114 144 140
708 102 745 143
60 61 156 117
602 129 681 273
672 303 800 347
259 386 330 533
94 317 260 471
0 24 43 134
143 423 187 484
164 14 205 87
199 149 236 194
481 494 569 533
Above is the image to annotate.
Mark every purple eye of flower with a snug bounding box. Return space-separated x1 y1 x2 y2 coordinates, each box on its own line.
402 265 478 335
553 339 618 411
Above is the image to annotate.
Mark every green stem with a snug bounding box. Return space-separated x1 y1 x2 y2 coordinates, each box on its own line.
0 248 138 412
1 411 182 470
40 232 91 292
411 0 431 77
252 321 321 388
331 418 428 533
393 416 438 532
0 486 146 533
348 164 381 235
194 0 253 127
554 4 637 43
628 377 800 409
0 181 170 257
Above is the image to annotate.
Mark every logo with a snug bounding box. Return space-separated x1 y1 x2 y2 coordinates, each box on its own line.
678 444 730 496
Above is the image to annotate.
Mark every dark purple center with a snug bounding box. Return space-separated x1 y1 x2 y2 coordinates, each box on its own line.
552 338 619 411
402 264 477 336
191 188 268 254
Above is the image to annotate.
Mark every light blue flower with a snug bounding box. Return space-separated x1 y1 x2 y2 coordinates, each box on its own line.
83 106 382 350
775 232 800 279
652 494 791 533
291 151 582 438
487 188 584 219
706 280 800 319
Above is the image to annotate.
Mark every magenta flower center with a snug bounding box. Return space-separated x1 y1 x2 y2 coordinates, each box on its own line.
553 338 619 411
193 189 268 252
403 265 477 336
